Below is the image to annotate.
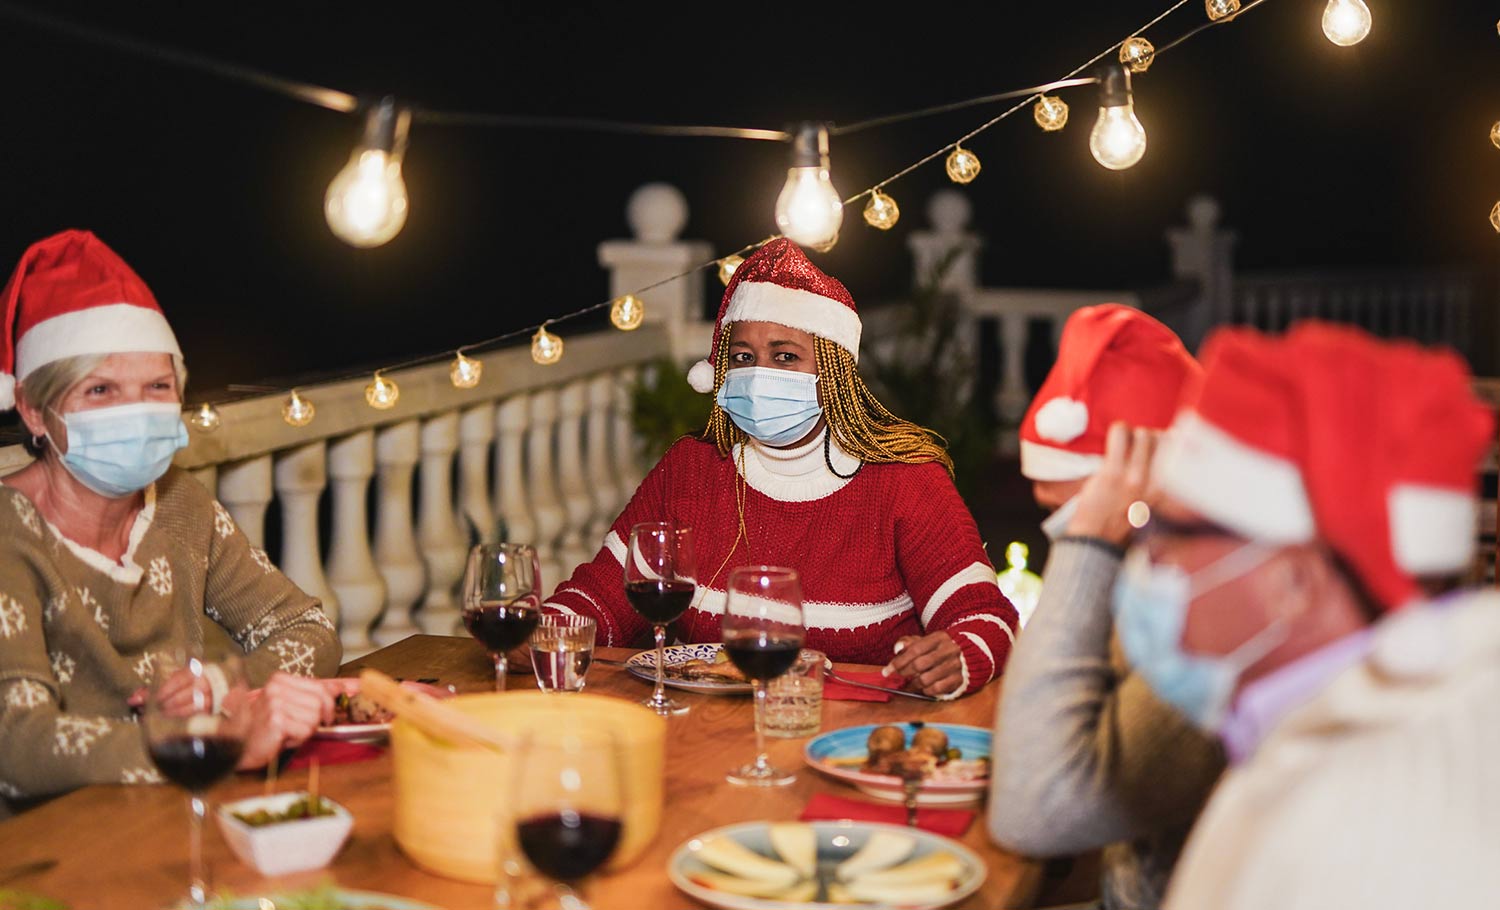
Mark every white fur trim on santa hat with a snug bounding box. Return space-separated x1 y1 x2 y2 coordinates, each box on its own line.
686 359 715 394
722 280 861 360
1388 484 1476 575
1154 410 1317 544
0 373 13 411
1019 439 1104 482
16 303 181 379
1034 396 1089 443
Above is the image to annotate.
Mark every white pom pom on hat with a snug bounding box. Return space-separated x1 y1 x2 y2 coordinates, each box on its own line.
1033 396 1089 443
686 359 715 394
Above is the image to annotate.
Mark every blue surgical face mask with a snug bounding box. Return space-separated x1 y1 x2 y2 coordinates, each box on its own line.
50 401 189 498
715 366 823 447
1112 543 1288 732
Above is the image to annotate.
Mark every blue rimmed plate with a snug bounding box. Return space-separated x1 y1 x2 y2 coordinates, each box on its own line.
804 723 991 806
180 888 442 909
625 642 753 694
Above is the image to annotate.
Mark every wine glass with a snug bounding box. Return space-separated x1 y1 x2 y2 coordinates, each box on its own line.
461 542 542 692
143 650 252 909
722 565 806 787
512 728 625 910
625 522 697 716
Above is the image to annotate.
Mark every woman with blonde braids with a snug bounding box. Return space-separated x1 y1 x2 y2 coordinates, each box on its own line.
542 239 1017 698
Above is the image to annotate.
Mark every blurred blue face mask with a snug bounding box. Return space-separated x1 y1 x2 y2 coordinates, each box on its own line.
1112 543 1288 732
50 402 189 498
715 366 823 447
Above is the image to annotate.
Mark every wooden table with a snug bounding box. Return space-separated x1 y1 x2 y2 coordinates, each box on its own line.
0 635 1042 909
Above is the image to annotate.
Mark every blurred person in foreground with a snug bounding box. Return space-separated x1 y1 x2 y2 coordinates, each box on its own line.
988 304 1222 910
0 230 341 817
540 239 1018 698
1120 321 1498 909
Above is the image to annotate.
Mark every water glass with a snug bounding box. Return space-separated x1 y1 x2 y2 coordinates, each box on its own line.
530 614 597 693
763 648 824 738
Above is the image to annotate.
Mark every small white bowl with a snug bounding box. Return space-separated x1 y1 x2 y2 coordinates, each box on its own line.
215 791 353 876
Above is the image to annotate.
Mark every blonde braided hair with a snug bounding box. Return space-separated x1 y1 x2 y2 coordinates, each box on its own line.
703 329 953 475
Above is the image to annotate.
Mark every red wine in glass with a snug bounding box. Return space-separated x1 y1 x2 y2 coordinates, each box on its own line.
624 579 694 625
462 599 541 653
625 522 697 716
511 729 625 910
723 633 803 682
722 566 806 788
461 543 542 691
516 811 623 881
148 735 245 791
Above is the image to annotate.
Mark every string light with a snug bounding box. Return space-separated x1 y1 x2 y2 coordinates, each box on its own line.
718 254 744 286
1206 0 1240 21
1491 202 1500 234
1491 122 1500 150
282 390 315 427
1321 0 1371 46
610 294 645 331
1119 37 1156 73
774 122 843 248
1033 95 1070 132
809 232 839 253
863 190 900 230
1090 65 1148 171
945 145 982 184
364 371 400 409
450 352 483 388
531 325 564 365
325 97 411 248
188 402 221 433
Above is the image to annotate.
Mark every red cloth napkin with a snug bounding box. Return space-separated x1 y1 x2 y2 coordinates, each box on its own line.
284 738 385 771
823 668 902 702
800 792 975 837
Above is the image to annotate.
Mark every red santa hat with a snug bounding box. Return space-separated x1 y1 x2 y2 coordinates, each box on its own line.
0 229 181 410
1155 320 1494 610
1020 303 1201 481
686 238 860 393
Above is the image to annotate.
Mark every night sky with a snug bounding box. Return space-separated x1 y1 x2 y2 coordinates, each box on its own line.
0 0 1496 400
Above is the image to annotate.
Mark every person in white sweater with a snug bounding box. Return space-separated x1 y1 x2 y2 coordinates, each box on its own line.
1117 320 1499 910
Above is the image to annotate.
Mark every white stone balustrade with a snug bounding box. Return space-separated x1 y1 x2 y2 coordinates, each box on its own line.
216 456 273 548
326 430 384 657
527 388 567 589
372 421 424 647
585 374 621 545
556 379 595 574
273 441 340 628
416 413 466 636
458 404 497 545
493 396 535 548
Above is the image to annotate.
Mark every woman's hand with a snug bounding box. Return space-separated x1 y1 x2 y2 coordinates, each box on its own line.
883 632 964 697
234 672 337 771
1064 421 1160 547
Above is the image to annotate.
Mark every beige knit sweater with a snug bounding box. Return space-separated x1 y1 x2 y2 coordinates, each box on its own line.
0 466 341 812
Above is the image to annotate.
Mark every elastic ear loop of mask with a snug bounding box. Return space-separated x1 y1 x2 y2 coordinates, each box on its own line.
1178 542 1293 668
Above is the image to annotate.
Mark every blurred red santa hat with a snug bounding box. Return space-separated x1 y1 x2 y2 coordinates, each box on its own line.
1155 320 1495 610
1020 303 1201 481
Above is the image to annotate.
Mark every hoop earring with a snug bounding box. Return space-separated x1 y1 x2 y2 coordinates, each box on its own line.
31 435 44 450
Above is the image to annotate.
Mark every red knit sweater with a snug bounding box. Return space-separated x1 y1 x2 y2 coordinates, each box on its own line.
545 432 1017 697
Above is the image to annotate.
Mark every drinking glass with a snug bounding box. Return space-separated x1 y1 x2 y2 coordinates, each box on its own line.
531 613 597 693
624 522 697 716
462 542 543 692
512 728 625 910
143 650 252 909
763 648 825 738
722 566 806 786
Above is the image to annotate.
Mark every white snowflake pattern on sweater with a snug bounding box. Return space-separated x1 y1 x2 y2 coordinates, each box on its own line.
212 500 236 539
249 548 275 574
0 595 26 638
269 639 317 676
50 651 76 685
43 593 68 623
133 651 160 683
147 557 173 596
121 766 163 784
307 607 336 633
4 679 49 709
11 496 40 536
235 614 280 651
76 587 107 634
53 716 112 756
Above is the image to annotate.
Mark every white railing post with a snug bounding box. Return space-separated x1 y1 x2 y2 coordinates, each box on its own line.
556 378 594 576
217 456 273 550
907 190 982 295
585 373 621 544
1166 194 1238 353
372 421 424 647
416 412 466 636
494 396 536 546
612 367 643 495
273 442 339 629
527 388 567 589
458 403 497 545
326 430 384 657
995 311 1031 428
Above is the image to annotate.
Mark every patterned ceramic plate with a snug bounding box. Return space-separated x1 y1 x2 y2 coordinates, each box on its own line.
313 679 454 741
804 723 991 806
182 887 442 909
624 643 754 694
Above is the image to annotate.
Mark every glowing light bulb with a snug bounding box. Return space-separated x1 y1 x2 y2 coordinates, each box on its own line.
774 123 843 248
1119 36 1156 73
1206 0 1240 21
1322 0 1371 45
945 145 982 184
365 372 399 409
532 326 564 365
1033 95 1069 132
1492 122 1500 150
996 541 1043 629
809 231 839 253
282 390 315 427
718 254 744 286
1491 201 1500 234
863 190 900 230
1090 65 1147 171
450 352 483 389
325 97 411 248
610 294 645 331
188 403 221 433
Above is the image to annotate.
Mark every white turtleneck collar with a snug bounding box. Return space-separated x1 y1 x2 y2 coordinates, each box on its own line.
734 428 863 502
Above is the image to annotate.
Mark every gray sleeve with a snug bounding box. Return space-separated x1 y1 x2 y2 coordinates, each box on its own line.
986 538 1225 856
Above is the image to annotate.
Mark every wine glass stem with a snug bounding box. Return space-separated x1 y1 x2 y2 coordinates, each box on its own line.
494 654 508 692
188 792 208 908
752 682 769 773
652 623 668 706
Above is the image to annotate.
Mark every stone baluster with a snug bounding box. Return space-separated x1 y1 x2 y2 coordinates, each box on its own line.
372 421 424 647
189 466 217 495
611 367 643 495
458 404 498 545
584 373 621 544
325 430 384 657
494 396 536 547
994 310 1030 426
1166 194 1237 353
273 442 339 629
217 456 273 549
416 412 466 636
527 388 567 589
555 379 595 575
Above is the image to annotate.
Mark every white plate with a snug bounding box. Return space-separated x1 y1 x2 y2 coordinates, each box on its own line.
804 723 991 806
669 819 985 910
625 642 753 694
313 680 454 741
180 888 441 909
